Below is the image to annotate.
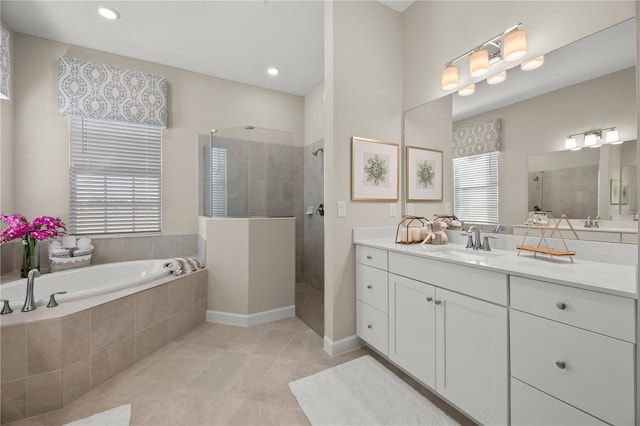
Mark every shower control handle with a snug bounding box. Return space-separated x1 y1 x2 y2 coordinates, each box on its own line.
47 292 67 308
0 300 13 315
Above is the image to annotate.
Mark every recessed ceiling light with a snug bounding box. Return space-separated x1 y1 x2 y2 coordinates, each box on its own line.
98 6 120 20
267 67 279 76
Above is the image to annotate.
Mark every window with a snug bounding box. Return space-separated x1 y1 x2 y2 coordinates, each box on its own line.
69 117 162 235
211 147 227 217
453 152 499 224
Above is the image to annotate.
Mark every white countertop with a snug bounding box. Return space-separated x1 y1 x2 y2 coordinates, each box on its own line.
512 224 638 234
355 238 637 299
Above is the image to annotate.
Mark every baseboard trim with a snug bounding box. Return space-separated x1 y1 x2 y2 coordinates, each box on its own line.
323 334 364 357
206 305 295 327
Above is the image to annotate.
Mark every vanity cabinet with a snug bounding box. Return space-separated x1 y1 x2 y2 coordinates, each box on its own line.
387 258 508 425
510 276 636 426
355 246 389 356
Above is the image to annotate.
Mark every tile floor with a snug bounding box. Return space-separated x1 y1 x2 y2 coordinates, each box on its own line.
294 282 323 337
7 317 474 426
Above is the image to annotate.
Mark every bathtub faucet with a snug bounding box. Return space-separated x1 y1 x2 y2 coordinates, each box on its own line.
21 269 40 312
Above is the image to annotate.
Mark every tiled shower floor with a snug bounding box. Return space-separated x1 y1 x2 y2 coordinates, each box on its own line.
295 282 324 336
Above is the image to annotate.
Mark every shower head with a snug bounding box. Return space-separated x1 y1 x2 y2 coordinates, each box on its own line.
533 176 539 181
312 148 324 157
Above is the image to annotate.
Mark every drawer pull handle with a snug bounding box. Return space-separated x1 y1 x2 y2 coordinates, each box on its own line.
367 324 373 329
435 300 442 305
367 284 373 289
366 255 373 260
426 296 433 302
556 360 566 369
556 302 567 310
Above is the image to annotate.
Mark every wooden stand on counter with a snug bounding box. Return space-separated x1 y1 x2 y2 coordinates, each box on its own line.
516 214 578 263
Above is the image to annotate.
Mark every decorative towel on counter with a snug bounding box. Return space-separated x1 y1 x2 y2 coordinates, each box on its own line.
165 257 203 276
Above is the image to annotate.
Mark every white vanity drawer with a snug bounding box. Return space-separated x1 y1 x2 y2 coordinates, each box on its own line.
388 251 507 305
356 245 388 270
511 378 606 426
356 263 388 313
356 300 388 356
621 233 637 244
510 276 636 342
511 310 635 426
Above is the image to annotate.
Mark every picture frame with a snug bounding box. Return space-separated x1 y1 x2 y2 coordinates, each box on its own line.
610 179 620 205
351 136 399 201
621 180 629 205
406 146 443 201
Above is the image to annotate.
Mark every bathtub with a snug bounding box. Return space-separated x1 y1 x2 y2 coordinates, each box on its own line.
0 261 207 422
1 259 172 310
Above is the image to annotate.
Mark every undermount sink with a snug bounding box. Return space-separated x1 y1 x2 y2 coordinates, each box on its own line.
418 244 503 263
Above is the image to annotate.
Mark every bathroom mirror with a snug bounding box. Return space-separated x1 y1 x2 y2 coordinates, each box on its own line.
402 18 637 228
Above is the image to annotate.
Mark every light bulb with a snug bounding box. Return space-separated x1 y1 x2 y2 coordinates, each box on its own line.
521 55 544 71
458 84 475 96
564 136 577 150
98 6 120 20
487 71 506 85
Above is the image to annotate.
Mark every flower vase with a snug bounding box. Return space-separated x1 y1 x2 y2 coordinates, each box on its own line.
20 238 39 278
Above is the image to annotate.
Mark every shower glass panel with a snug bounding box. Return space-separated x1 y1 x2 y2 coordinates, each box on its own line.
198 126 295 217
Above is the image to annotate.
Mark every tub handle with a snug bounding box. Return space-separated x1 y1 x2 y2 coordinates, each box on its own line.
47 292 67 308
0 299 13 315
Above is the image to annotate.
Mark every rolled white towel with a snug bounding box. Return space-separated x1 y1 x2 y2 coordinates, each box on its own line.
61 236 77 249
164 257 203 276
77 238 92 249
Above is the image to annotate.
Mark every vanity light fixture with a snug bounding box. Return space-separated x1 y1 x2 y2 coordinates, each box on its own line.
564 136 577 150
486 71 507 85
605 127 622 144
469 49 489 77
458 84 475 96
98 6 120 20
584 131 600 148
565 127 623 151
521 55 544 71
266 67 279 76
441 23 529 96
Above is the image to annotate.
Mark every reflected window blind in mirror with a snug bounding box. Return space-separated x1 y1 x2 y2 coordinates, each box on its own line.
453 152 499 224
69 117 162 235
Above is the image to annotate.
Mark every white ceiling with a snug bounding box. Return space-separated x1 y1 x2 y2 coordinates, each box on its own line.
1 0 325 96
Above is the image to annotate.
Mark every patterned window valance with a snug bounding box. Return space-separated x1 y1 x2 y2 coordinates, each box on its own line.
0 25 11 100
452 118 501 158
58 56 167 128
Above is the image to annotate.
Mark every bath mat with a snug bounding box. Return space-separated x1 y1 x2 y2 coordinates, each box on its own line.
288 355 458 425
64 404 131 426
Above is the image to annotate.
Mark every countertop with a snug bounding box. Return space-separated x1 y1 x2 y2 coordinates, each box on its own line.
512 224 638 234
355 239 637 299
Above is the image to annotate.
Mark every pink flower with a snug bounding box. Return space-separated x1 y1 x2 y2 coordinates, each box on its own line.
0 214 66 244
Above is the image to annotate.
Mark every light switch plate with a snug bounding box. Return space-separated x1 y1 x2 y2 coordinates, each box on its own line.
337 201 346 217
444 202 452 215
390 203 397 217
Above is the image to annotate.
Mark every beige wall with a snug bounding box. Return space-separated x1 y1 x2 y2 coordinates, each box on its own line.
0 21 13 216
9 33 304 234
305 82 324 146
454 67 636 226
324 1 403 342
403 1 635 111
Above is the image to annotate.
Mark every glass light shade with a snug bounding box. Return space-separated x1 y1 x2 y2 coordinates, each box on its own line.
521 55 544 71
564 136 577 150
584 133 598 147
441 65 459 91
267 67 279 76
605 128 619 143
469 49 489 77
504 29 527 61
458 84 475 96
487 71 506 85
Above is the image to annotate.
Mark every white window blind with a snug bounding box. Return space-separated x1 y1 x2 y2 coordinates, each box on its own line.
453 152 499 224
211 147 227 217
69 116 162 235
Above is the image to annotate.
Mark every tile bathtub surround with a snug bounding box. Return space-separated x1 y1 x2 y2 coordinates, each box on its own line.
0 269 207 423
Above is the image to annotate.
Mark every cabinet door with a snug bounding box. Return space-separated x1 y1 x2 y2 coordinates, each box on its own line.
435 288 508 425
388 274 436 388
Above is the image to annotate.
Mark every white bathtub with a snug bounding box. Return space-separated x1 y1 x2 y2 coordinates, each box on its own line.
1 259 171 310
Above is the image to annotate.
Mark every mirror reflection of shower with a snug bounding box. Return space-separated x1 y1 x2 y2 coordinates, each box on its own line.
197 126 296 218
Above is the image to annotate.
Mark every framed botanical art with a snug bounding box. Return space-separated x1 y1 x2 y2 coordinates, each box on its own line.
621 180 629 205
406 146 443 201
610 179 620 205
351 136 399 201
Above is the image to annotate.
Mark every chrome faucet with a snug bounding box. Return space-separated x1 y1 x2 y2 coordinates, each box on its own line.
492 224 505 233
21 269 40 312
584 216 595 228
467 226 482 250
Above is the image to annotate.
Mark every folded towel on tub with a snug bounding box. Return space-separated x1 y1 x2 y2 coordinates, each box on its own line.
165 257 203 276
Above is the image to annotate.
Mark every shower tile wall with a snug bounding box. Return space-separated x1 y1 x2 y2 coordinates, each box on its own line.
529 165 598 219
303 140 324 291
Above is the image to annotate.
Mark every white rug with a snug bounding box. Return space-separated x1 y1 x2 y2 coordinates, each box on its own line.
289 355 459 426
64 404 131 426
